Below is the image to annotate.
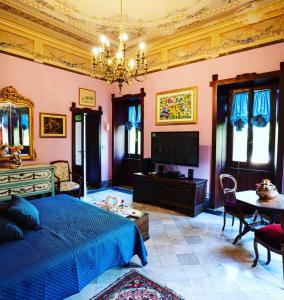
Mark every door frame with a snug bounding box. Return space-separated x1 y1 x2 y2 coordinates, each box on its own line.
111 88 145 186
210 68 284 208
70 102 103 191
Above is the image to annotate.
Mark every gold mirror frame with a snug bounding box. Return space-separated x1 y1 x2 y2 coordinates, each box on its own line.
0 86 36 161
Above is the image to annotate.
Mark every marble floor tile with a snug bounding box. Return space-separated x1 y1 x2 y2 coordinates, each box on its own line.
67 194 284 300
177 253 200 265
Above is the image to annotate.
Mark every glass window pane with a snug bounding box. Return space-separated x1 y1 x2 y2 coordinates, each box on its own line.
232 124 248 162
75 121 82 166
128 127 136 154
251 124 270 164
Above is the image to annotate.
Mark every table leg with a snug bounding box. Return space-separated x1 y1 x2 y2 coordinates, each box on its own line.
233 220 251 244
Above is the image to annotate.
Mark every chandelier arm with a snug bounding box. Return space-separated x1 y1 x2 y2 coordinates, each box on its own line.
134 73 148 83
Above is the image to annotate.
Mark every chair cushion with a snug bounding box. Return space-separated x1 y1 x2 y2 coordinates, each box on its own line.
60 181 80 192
7 196 41 230
0 216 23 242
255 224 284 250
53 162 70 182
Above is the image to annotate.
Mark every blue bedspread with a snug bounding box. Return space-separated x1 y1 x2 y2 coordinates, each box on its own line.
0 195 147 300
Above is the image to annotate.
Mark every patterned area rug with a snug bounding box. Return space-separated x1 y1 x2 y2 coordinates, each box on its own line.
91 270 184 300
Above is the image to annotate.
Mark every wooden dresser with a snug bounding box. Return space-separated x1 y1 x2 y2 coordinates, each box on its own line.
133 172 207 217
0 164 55 201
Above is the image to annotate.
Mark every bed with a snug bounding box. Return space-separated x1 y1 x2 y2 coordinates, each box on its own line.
0 194 147 300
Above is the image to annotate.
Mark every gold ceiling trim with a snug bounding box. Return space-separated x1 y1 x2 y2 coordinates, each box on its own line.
0 1 283 76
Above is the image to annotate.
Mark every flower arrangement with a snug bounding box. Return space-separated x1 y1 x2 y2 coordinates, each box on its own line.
256 178 278 200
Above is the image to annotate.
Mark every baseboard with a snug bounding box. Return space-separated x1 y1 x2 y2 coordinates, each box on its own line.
101 180 112 188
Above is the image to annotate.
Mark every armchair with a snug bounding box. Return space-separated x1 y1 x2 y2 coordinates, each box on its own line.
50 160 82 198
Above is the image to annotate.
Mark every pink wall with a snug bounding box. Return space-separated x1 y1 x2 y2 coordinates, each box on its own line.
114 43 284 191
0 53 114 181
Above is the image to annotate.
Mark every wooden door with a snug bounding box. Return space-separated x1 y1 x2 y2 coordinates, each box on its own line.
71 103 102 193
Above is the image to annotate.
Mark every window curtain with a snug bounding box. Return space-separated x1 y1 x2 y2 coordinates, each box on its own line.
1 113 8 129
252 89 271 127
135 104 141 130
230 91 249 131
125 105 136 130
21 114 29 130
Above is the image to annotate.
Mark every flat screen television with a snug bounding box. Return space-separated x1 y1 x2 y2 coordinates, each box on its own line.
151 131 199 167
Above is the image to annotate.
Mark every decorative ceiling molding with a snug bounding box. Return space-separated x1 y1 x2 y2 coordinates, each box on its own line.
0 0 283 76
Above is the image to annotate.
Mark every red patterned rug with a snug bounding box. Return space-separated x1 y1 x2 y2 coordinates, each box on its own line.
91 269 185 300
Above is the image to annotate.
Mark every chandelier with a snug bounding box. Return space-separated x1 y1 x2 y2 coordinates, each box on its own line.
92 0 148 93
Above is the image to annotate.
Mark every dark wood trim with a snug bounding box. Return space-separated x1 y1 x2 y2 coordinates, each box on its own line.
112 88 145 186
70 102 103 189
276 62 284 193
209 71 280 87
210 70 282 208
210 74 218 208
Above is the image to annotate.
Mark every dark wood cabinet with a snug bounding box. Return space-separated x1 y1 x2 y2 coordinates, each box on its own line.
133 173 207 217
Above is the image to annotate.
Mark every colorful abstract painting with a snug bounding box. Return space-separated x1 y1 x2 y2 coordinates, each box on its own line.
156 86 197 125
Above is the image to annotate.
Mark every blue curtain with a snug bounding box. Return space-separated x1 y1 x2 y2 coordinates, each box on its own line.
2 113 8 129
230 91 249 131
135 104 141 130
252 89 271 127
21 114 29 130
125 105 136 130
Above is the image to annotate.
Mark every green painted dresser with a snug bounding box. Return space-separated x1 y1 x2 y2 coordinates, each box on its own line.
0 164 55 201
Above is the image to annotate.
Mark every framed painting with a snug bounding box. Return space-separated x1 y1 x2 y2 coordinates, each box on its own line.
40 113 67 138
156 86 197 125
79 88 96 107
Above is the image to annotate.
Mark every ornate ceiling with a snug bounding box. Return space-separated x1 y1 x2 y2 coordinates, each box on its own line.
0 0 275 47
0 0 283 74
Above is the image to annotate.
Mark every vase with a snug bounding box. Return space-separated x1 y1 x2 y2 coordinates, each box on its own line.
256 189 278 200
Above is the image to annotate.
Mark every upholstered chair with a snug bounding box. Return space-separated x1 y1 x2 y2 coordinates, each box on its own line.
252 212 284 280
219 174 256 235
50 160 82 198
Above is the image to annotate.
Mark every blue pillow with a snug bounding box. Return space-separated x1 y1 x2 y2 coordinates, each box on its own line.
7 196 41 230
0 216 23 241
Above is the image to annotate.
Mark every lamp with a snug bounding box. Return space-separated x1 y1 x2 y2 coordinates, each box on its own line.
92 0 148 93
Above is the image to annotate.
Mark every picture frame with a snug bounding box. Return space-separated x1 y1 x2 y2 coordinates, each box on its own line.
40 113 67 138
156 86 197 125
79 88 96 107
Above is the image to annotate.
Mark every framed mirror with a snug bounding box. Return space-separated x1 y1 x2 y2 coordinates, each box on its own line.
0 86 36 161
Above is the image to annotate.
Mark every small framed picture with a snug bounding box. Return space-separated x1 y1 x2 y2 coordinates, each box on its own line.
79 88 96 107
40 113 67 138
156 86 198 125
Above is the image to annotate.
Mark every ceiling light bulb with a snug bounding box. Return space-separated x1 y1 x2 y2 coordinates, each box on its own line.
120 33 128 42
100 36 108 44
116 51 123 60
129 59 135 69
92 47 100 56
139 42 145 51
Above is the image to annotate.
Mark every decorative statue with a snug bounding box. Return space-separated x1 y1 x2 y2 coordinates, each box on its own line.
0 144 23 168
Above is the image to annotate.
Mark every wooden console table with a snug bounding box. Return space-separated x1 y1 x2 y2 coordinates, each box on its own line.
0 164 55 201
133 172 207 217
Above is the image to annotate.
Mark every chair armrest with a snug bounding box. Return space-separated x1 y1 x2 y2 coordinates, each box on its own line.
69 171 83 184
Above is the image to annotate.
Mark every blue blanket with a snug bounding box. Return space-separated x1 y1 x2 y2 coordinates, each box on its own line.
0 195 147 300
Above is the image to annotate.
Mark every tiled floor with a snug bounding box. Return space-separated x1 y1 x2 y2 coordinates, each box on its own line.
68 195 284 300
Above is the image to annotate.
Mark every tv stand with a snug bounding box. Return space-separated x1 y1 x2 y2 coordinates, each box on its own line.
133 173 207 217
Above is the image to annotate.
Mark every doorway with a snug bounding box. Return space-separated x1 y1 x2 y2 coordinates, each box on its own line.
70 103 102 195
210 69 284 208
112 88 145 187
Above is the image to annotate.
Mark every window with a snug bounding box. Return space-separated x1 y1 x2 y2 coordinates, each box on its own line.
228 86 276 169
126 104 141 157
